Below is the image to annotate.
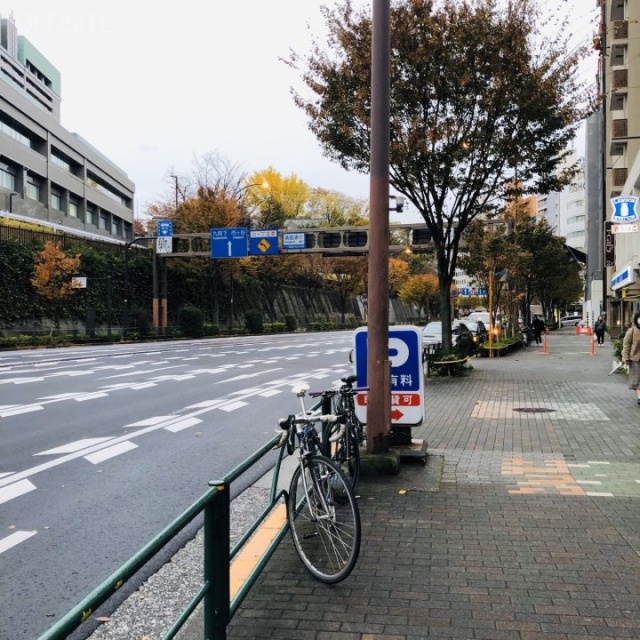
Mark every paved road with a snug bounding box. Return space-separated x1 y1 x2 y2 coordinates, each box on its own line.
0 333 354 640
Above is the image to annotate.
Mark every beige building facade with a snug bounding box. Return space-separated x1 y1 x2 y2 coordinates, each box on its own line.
600 0 640 332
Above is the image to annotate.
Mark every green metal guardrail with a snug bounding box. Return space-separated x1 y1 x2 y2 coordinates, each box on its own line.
36 433 288 640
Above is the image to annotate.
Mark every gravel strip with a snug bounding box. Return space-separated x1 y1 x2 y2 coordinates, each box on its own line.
86 485 273 640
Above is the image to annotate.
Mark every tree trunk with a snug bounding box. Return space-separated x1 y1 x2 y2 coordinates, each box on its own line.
437 253 453 352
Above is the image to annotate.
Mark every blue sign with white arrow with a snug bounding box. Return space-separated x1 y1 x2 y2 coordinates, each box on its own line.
210 227 248 258
157 220 173 237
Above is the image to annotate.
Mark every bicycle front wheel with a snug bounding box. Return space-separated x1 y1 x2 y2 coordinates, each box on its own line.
287 455 361 584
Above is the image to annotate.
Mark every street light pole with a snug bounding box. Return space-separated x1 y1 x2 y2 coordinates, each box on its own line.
170 175 179 210
366 0 391 455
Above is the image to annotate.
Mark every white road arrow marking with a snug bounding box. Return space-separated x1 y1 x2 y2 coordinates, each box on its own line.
164 417 203 432
84 441 138 464
0 479 37 505
0 377 44 384
0 531 37 554
34 438 113 456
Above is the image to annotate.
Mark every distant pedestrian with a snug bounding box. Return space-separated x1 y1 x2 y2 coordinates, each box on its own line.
594 316 606 346
532 315 545 345
622 311 640 405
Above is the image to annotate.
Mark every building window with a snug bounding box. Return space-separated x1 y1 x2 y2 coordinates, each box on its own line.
68 201 78 218
26 182 40 201
87 173 127 206
50 193 61 210
611 44 626 66
611 93 626 111
86 207 95 225
0 117 33 148
51 153 71 172
0 167 15 190
99 213 108 230
112 218 122 236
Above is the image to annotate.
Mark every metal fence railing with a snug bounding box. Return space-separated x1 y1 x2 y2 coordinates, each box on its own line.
36 434 288 640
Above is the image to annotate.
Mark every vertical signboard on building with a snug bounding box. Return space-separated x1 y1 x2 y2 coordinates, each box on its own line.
604 221 615 267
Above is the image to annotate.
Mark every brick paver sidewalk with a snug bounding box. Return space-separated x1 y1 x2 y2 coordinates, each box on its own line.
228 330 640 639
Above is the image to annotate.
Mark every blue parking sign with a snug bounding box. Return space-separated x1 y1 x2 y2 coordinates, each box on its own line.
353 326 424 425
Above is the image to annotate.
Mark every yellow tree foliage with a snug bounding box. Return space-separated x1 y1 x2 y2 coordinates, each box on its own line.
245 167 310 228
388 258 410 297
398 273 439 322
305 188 368 227
31 242 81 302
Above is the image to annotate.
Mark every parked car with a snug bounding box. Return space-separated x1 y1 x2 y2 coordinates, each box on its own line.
423 321 476 356
559 314 582 327
464 320 488 345
422 321 447 347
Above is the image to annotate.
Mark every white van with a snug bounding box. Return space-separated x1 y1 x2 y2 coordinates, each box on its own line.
559 315 582 327
467 311 500 326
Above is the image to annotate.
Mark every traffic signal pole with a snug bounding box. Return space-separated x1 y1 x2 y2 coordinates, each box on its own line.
366 0 391 455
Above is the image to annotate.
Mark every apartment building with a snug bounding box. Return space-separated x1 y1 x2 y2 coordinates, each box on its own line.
596 0 640 331
0 15 134 242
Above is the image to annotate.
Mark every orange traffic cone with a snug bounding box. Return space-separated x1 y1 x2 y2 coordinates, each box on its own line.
587 325 592 336
591 334 595 356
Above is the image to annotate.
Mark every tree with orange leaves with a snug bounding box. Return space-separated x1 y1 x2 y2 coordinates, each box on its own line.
31 242 81 330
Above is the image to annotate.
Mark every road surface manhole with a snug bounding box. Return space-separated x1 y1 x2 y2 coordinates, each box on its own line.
513 407 555 413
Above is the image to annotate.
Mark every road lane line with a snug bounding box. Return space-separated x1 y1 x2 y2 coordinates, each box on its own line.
0 479 37 505
0 530 37 554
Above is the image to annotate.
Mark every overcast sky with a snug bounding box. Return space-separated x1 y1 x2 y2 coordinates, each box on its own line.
9 0 597 221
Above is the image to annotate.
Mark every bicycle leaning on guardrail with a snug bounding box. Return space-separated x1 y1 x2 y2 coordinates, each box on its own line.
276 382 361 583
309 374 369 489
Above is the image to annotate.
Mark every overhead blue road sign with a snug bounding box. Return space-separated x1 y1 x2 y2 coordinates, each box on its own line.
282 232 306 250
249 229 279 255
157 220 173 237
211 227 248 258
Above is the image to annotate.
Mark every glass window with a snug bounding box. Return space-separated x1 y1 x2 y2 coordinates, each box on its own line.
86 208 95 225
26 182 40 201
0 167 15 190
68 202 78 218
51 154 71 172
99 213 108 230
50 193 61 210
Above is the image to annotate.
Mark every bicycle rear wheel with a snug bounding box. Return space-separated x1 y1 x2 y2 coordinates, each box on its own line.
287 455 361 584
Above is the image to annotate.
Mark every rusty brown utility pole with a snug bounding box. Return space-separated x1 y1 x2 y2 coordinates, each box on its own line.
366 0 391 454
